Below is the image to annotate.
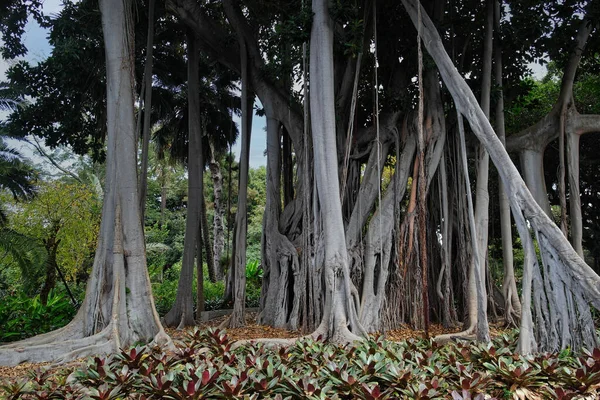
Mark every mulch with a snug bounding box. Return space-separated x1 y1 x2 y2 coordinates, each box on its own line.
0 312 507 382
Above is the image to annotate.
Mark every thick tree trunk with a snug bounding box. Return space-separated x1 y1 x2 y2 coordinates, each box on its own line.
259 116 301 329
309 0 366 343
402 0 600 352
138 0 156 223
164 32 203 329
0 0 169 365
208 139 225 280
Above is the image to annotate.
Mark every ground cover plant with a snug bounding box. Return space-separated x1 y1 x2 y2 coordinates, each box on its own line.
2 328 600 399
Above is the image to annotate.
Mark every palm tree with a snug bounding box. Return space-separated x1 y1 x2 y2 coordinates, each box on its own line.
0 85 46 285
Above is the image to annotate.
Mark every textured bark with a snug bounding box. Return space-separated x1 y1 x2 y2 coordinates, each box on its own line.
208 139 225 280
282 129 294 207
164 33 203 329
259 117 301 329
138 0 156 223
402 0 600 352
309 0 366 343
361 135 416 331
0 0 169 366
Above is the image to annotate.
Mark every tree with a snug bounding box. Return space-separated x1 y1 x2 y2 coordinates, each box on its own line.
9 180 100 305
163 32 204 328
0 0 169 366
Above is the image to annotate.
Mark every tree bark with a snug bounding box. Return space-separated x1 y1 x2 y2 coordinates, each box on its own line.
138 0 156 223
0 0 169 365
494 0 520 326
401 0 600 352
208 139 225 280
163 32 203 329
309 0 366 343
222 40 252 329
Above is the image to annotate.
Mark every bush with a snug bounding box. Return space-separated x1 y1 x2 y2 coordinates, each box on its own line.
0 290 76 343
6 330 600 399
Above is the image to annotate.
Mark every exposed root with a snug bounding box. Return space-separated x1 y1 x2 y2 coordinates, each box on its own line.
433 326 475 344
229 326 364 352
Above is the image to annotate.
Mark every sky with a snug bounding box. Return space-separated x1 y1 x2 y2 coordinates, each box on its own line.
0 0 269 168
1 2 548 170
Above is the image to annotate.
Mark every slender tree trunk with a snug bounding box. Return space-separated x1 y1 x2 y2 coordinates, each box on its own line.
0 0 169 365
200 172 215 283
222 41 252 329
567 129 583 256
208 139 225 280
494 0 520 326
163 32 203 328
40 235 59 306
159 162 168 229
138 0 156 223
196 219 204 319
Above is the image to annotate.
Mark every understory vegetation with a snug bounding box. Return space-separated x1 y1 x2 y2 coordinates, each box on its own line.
2 329 600 399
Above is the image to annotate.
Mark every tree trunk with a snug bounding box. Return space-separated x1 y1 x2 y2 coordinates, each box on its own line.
402 0 600 353
309 0 366 343
493 0 520 326
196 219 204 319
567 128 583 256
208 139 225 280
159 162 168 229
138 0 156 223
200 172 215 284
163 32 203 329
0 0 169 365
282 128 294 207
222 40 252 329
40 235 59 306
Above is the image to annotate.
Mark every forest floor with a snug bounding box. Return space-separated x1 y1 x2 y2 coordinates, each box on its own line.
0 312 506 381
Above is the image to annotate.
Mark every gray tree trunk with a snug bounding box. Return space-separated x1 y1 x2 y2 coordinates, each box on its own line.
309 0 366 343
138 0 156 223
493 0 520 326
0 0 170 366
208 139 225 280
163 32 203 329
222 40 252 329
401 0 600 353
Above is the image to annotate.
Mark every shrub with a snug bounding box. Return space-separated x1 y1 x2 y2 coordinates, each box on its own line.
0 289 76 342
5 330 600 399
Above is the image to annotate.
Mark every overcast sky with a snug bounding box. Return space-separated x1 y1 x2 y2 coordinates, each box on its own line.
0 0 268 168
2 3 548 170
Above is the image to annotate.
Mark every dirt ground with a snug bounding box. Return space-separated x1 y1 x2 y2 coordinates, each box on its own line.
0 312 477 381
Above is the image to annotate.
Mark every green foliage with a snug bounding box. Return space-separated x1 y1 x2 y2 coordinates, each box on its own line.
7 180 100 288
6 330 600 398
0 289 76 342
